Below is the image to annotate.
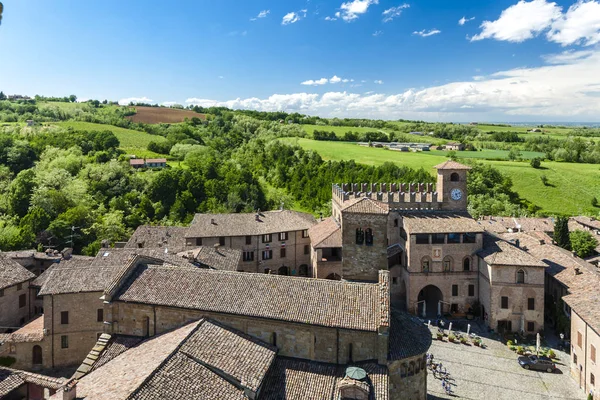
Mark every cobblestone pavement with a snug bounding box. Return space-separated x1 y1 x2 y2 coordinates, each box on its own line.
426 326 583 400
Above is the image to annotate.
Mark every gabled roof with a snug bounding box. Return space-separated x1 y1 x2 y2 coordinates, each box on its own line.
185 210 316 238
177 246 242 271
0 368 65 397
0 254 35 290
571 216 600 230
402 212 484 234
341 197 389 215
0 316 44 343
433 160 471 170
32 256 95 288
61 319 277 400
308 217 342 249
478 233 547 267
125 225 188 254
112 264 384 332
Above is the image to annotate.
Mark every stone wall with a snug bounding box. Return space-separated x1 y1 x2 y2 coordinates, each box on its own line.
570 310 600 399
106 301 384 365
0 281 32 333
388 354 428 400
341 212 388 282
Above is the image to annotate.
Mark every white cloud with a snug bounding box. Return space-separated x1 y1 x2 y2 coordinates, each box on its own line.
184 50 600 121
547 1 600 46
282 12 300 25
162 101 179 107
337 0 379 22
542 49 595 64
413 29 441 37
458 16 475 25
382 4 409 23
325 16 337 21
471 0 561 42
301 78 329 86
374 80 384 84
330 75 342 83
118 97 153 106
373 30 383 36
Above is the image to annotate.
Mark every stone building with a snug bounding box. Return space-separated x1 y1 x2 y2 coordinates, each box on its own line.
0 367 66 400
184 210 316 276
0 255 35 333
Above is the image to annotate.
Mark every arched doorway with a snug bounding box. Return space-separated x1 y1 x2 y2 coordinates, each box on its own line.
417 285 443 318
326 273 341 280
298 264 308 277
278 266 289 276
32 345 43 365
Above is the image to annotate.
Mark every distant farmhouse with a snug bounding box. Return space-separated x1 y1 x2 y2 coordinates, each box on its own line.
444 142 465 151
129 158 167 169
358 142 432 152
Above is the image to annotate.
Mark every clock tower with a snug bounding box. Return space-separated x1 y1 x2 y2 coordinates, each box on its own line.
434 160 470 211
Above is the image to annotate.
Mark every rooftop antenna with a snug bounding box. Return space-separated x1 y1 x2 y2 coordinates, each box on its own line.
68 226 80 249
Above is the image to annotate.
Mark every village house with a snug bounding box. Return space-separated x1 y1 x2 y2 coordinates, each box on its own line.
0 255 36 333
128 158 167 169
0 367 66 400
444 142 465 151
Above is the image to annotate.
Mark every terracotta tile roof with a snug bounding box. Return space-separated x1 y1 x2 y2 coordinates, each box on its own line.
433 160 471 170
260 358 389 400
113 264 383 331
388 311 432 361
63 319 277 400
0 253 35 290
11 369 65 390
186 210 316 238
0 368 65 396
177 246 242 271
74 334 145 379
32 256 95 288
342 197 389 214
308 217 342 249
478 233 547 267
0 368 24 397
563 279 600 335
145 158 167 163
124 225 188 254
402 212 484 234
1 316 44 343
129 159 145 165
479 217 555 233
571 216 600 231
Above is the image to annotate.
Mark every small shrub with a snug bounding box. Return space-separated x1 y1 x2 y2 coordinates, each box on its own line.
530 157 541 168
517 346 524 355
548 350 556 359
0 356 16 367
592 197 598 208
507 340 514 347
509 345 516 352
459 336 467 344
448 334 456 342
540 175 549 186
436 332 443 340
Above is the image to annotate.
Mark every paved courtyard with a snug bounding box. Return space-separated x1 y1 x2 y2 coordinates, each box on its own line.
426 326 583 400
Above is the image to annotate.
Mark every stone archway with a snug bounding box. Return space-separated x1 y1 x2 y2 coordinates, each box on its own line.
417 285 443 318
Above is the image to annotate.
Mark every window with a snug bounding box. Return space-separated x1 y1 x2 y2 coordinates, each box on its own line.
365 228 373 246
356 228 364 245
61 335 69 349
578 331 583 348
0 289 3 297
432 233 445 244
394 219 398 227
18 294 26 308
527 322 535 332
61 311 69 325
195 238 202 246
392 277 398 285
450 304 458 313
501 296 509 309
280 248 286 258
468 284 475 297
304 245 310 255
302 229 309 238
452 285 458 296
450 172 460 182
592 373 596 387
517 270 525 284
463 257 471 271
421 258 430 272
243 251 254 262
262 234 272 243
245 236 252 245
262 250 273 260
348 343 353 362
219 237 225 246
271 332 277 347
97 309 103 322
17 283 22 291
278 232 288 241
415 234 429 244
574 353 578 365
591 345 596 363
463 233 476 243
443 256 453 272
528 298 535 310
447 233 460 243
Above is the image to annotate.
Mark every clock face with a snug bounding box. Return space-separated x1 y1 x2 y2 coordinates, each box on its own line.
450 188 463 201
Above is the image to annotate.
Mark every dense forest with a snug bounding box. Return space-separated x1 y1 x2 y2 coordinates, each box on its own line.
0 97 533 254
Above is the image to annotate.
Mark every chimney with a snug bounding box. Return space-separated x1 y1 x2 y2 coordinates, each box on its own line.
319 212 323 221
539 239 545 245
574 267 582 275
515 239 520 248
62 379 78 400
210 218 215 225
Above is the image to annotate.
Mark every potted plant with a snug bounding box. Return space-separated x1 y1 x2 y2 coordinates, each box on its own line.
517 346 524 355
507 340 514 347
460 336 467 344
548 350 556 359
473 338 482 347
436 332 444 340
448 334 456 343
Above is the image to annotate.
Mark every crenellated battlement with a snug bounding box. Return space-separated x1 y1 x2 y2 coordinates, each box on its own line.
332 183 442 211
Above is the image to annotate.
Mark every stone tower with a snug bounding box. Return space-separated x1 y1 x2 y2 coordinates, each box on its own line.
434 161 470 212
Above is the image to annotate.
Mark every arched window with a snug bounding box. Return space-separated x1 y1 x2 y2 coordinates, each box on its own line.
450 172 460 182
443 256 453 272
365 228 373 246
408 361 415 376
421 257 431 272
517 269 525 284
463 257 471 271
400 363 408 378
32 345 42 365
355 228 364 245
415 360 421 374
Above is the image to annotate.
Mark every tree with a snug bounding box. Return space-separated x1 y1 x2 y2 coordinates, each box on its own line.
554 216 571 250
69 95 77 103
570 230 597 258
0 91 6 100
540 175 549 186
592 197 598 208
508 147 521 161
530 157 541 168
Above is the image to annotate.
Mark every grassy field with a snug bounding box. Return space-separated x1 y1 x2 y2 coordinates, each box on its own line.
430 149 546 160
301 124 439 144
52 121 166 149
281 138 600 215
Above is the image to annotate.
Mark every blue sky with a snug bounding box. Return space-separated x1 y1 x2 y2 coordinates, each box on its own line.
1 0 599 121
